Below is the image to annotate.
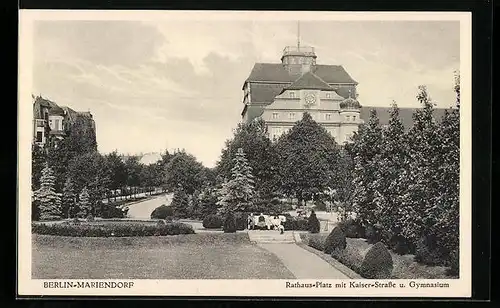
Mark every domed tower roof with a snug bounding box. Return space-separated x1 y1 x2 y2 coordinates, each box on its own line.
340 96 361 110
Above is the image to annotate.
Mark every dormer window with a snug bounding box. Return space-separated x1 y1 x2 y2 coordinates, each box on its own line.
352 116 356 121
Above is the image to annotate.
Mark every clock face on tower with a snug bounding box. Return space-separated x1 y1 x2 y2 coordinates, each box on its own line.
304 93 316 108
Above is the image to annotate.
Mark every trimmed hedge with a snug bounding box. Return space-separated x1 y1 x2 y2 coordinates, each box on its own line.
32 221 195 237
359 242 393 279
150 205 174 220
202 215 223 229
283 216 309 231
307 211 320 233
324 227 347 254
307 234 327 251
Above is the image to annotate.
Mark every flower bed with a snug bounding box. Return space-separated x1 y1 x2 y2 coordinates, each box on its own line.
301 234 454 279
32 220 195 237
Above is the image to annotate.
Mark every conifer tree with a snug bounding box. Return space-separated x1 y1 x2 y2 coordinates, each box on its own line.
216 148 255 215
62 177 77 219
348 109 383 225
34 164 62 220
77 186 91 219
171 187 190 218
399 85 441 244
433 73 460 261
372 101 409 234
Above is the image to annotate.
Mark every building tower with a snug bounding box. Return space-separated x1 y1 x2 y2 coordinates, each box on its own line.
339 90 362 143
281 21 317 77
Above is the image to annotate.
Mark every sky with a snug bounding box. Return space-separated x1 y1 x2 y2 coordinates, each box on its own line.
32 19 460 168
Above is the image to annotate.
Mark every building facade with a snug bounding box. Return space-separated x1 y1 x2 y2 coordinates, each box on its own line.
241 44 363 143
32 95 96 146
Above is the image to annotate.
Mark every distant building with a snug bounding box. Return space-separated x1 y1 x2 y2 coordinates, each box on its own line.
32 95 96 146
240 28 448 143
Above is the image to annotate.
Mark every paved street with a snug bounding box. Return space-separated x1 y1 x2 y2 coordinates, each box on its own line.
126 194 173 219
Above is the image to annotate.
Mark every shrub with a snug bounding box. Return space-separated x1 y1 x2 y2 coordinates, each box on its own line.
307 234 327 251
332 245 365 273
388 234 415 255
324 227 347 254
32 221 195 237
283 216 309 231
360 242 393 279
101 204 127 219
150 205 174 220
223 212 237 233
365 224 382 244
307 211 321 233
414 235 445 266
234 212 248 230
202 215 223 229
337 219 365 238
446 248 459 277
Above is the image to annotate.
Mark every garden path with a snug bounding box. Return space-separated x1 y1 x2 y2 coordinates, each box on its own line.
258 243 351 279
127 194 173 219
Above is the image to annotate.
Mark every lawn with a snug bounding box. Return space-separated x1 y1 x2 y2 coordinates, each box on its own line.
32 233 295 279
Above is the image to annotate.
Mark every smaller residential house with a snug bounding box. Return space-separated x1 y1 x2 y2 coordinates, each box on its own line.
32 95 96 146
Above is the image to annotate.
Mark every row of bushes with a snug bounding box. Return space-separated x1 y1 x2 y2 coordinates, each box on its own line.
336 218 456 268
306 226 394 279
201 213 312 231
32 220 195 237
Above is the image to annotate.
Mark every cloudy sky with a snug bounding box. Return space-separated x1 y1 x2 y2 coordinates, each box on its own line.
32 19 460 167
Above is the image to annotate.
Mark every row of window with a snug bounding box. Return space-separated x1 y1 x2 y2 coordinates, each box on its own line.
287 92 334 99
271 112 356 121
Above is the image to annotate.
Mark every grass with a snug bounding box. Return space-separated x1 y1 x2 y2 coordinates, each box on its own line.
32 233 295 279
300 233 453 279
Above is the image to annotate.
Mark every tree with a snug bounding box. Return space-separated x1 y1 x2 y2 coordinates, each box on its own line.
216 118 280 199
105 151 127 200
216 148 255 215
34 164 62 220
275 112 340 207
62 177 77 219
398 86 442 244
347 109 383 225
165 150 205 195
372 101 409 234
77 187 91 219
65 115 97 157
432 74 460 262
171 187 190 218
124 155 142 198
31 143 46 191
68 151 111 216
197 186 219 218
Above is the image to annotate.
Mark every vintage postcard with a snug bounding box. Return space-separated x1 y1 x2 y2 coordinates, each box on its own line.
18 10 472 297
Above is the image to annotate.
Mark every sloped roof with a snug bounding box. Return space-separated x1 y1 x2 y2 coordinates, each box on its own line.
285 71 334 91
250 83 289 103
245 63 357 84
